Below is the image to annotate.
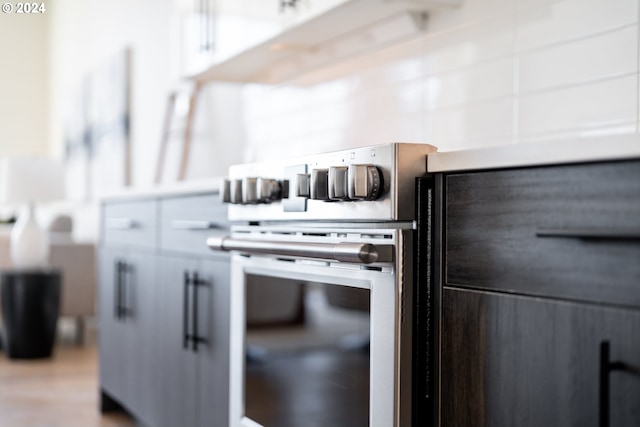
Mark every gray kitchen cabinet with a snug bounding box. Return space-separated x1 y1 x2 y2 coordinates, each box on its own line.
98 246 157 426
98 247 127 402
99 191 229 427
155 253 230 427
156 255 199 427
156 193 230 427
432 159 640 426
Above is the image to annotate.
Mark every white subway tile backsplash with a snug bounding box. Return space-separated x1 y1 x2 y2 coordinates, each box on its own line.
424 13 516 75
310 79 355 105
354 56 425 93
428 0 515 33
425 57 514 110
519 75 638 135
519 25 638 93
239 0 640 163
310 102 353 133
349 112 428 147
353 78 425 122
428 97 514 146
517 0 638 51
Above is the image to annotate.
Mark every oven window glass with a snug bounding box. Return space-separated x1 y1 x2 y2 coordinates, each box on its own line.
244 274 370 427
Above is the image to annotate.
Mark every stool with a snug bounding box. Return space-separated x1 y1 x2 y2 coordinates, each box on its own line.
1 269 61 359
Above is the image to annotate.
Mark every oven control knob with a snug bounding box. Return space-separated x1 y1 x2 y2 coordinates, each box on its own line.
348 164 383 200
242 177 258 204
221 179 231 203
329 166 349 200
230 179 243 204
257 178 282 202
296 173 311 198
310 169 330 200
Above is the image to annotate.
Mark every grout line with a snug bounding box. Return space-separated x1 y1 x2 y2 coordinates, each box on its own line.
517 71 638 97
513 0 519 145
516 22 638 56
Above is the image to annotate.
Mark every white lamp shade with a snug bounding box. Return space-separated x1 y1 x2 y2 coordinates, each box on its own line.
0 157 65 205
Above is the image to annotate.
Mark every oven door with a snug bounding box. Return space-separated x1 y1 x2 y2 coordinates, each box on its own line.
212 227 411 427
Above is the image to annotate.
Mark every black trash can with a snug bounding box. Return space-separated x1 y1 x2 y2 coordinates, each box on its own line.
1 269 61 359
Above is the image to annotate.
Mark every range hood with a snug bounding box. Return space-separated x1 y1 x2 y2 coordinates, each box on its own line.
191 0 461 84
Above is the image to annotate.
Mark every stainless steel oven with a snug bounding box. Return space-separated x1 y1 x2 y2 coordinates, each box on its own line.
207 143 437 427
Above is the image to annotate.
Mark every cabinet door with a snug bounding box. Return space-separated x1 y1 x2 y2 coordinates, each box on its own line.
98 247 128 402
156 254 199 427
124 251 158 425
441 288 640 427
196 255 231 427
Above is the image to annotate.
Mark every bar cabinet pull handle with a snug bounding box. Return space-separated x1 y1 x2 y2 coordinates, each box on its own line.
536 228 640 241
192 272 200 353
114 260 121 319
120 262 130 321
171 220 218 230
190 272 209 353
207 236 393 264
599 341 627 427
183 271 190 350
119 261 127 320
106 218 137 230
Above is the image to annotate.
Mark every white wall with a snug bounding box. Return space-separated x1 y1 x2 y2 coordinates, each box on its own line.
48 0 247 188
0 11 49 157
48 0 176 188
241 0 640 161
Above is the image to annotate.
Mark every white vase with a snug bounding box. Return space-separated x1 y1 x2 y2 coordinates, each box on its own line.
10 203 49 269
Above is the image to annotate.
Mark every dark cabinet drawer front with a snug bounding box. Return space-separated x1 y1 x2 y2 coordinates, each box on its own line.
103 200 158 249
160 194 229 256
441 288 640 427
445 160 640 307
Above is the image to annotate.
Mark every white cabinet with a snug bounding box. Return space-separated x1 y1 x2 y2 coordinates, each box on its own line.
177 0 349 77
174 0 461 82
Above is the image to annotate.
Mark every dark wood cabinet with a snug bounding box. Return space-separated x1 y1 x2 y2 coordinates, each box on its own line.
436 159 640 427
441 288 640 427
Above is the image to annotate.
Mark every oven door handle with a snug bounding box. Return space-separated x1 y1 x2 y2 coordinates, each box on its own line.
206 236 393 264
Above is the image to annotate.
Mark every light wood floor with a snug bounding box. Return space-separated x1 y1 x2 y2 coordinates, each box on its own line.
0 343 136 427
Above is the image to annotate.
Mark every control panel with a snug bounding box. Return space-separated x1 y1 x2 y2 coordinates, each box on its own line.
221 163 383 206
221 143 437 221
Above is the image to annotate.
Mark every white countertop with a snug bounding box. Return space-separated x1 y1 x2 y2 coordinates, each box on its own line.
100 134 640 202
99 177 224 202
427 133 640 173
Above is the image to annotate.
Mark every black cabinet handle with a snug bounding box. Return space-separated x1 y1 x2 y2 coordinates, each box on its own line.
192 272 199 352
183 271 208 353
183 271 190 350
191 272 209 353
119 262 132 321
114 260 122 319
599 341 627 427
115 260 128 321
121 262 129 321
536 228 640 241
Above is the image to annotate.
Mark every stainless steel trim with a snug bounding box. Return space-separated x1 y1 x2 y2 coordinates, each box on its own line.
106 218 137 230
171 220 218 230
207 236 393 264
